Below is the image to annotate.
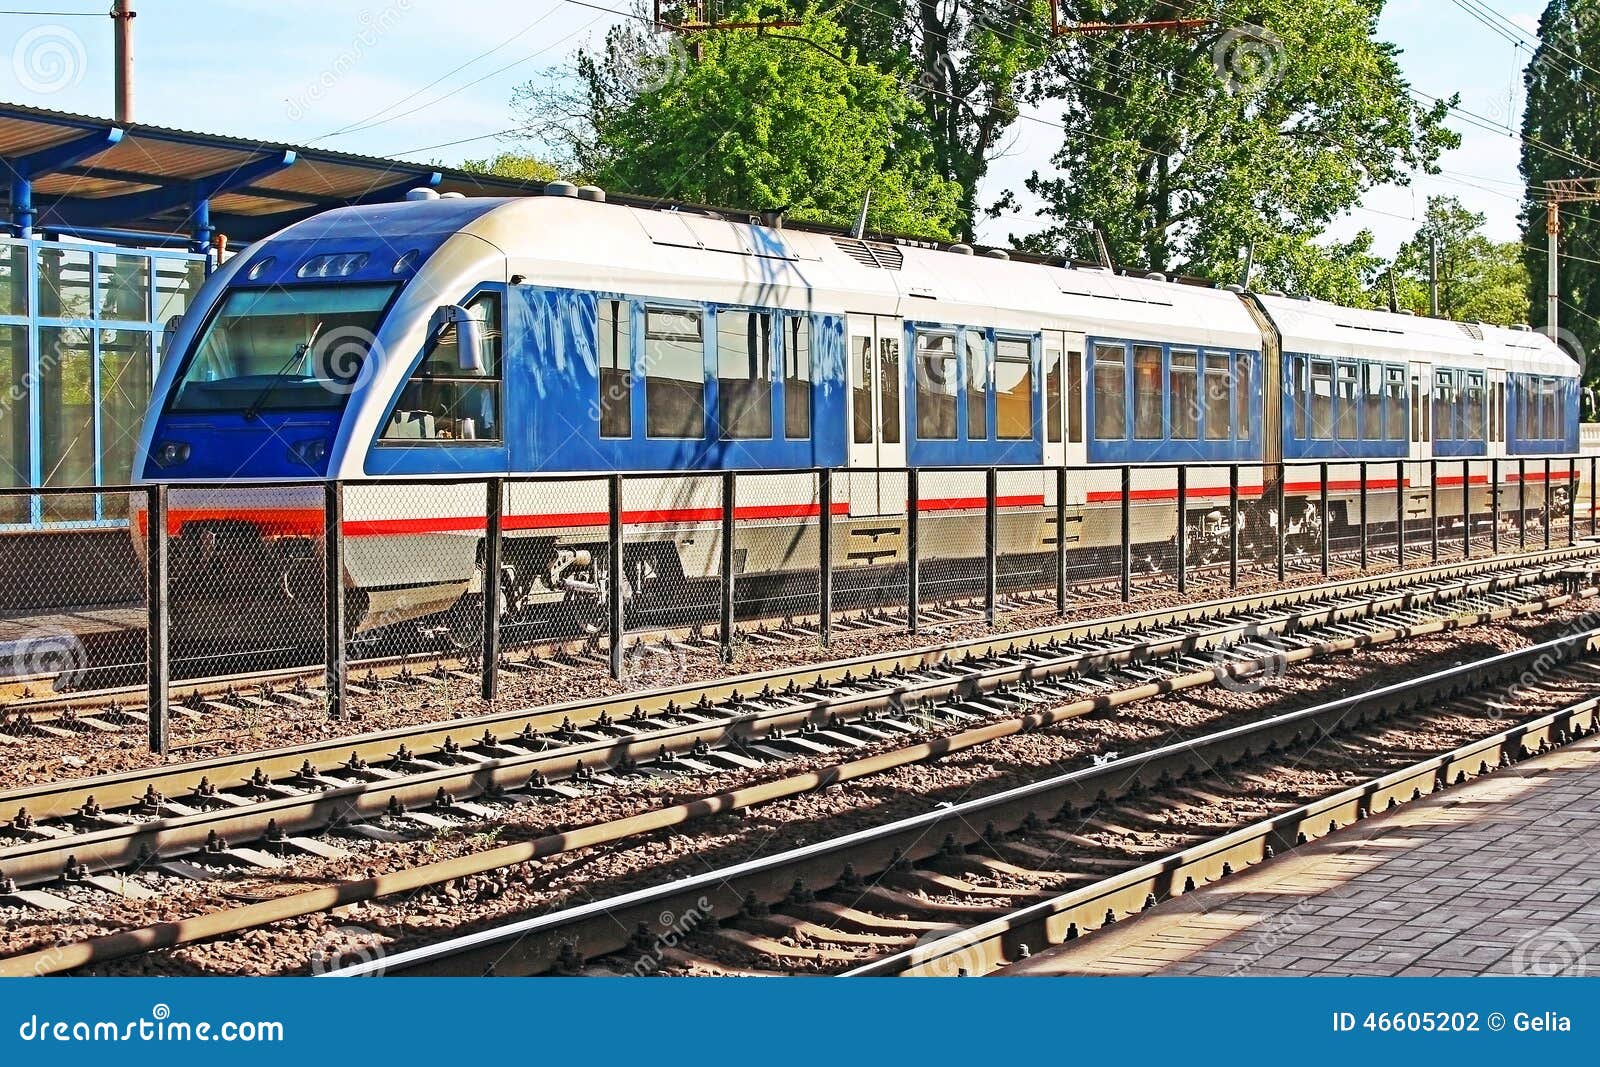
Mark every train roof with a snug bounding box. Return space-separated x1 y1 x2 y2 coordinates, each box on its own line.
1252 292 1576 375
260 193 1579 376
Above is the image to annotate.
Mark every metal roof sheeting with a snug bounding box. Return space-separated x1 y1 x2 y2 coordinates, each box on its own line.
0 100 546 242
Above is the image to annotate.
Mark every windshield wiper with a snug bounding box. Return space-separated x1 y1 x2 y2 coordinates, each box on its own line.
241 321 324 421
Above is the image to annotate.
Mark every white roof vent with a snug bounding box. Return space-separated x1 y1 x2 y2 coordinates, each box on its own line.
1224 283 1245 293
984 248 1010 260
1146 271 1167 282
576 185 606 202
949 243 974 256
438 191 465 200
1512 324 1533 332
545 180 578 198
405 187 440 201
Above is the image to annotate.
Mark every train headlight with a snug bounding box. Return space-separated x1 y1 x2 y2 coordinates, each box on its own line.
289 438 329 467
152 440 191 468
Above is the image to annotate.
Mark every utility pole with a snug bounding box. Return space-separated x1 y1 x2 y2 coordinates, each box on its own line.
1428 231 1440 318
111 0 135 123
1542 178 1600 344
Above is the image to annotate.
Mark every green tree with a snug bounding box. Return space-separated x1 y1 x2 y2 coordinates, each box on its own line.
1383 196 1530 324
1011 0 1458 296
834 0 1054 240
1522 0 1600 366
511 7 963 238
459 152 562 183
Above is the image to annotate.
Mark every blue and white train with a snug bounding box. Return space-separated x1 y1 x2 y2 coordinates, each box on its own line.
131 184 1583 636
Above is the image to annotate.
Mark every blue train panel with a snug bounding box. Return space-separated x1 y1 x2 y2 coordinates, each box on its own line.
1281 353 1411 461
364 285 846 476
902 321 1043 468
1507 372 1580 455
1085 336 1261 464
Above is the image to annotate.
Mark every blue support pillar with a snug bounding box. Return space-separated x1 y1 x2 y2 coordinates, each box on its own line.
191 198 212 255
10 176 32 238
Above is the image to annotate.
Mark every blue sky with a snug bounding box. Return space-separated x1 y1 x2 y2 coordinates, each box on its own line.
0 0 1553 256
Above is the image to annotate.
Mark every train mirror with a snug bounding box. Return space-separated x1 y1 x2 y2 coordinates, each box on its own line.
429 303 486 373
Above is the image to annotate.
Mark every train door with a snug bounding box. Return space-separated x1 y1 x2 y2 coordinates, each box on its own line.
847 314 906 516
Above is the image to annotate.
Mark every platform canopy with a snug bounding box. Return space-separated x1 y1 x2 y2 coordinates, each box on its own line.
0 100 543 246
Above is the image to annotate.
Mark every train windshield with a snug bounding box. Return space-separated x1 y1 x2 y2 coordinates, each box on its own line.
169 284 396 414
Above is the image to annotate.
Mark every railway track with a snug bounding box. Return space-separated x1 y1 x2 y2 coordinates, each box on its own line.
335 632 1600 978
0 551 1594 974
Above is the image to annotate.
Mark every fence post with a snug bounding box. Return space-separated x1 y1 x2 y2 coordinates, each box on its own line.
608 473 624 682
1395 460 1405 567
1319 461 1330 578
323 481 346 721
480 478 503 702
1462 459 1471 560
1176 465 1188 595
1275 464 1286 582
1120 465 1133 602
1358 461 1368 570
984 466 999 627
1570 457 1577 546
1519 458 1528 550
1491 458 1500 556
907 467 921 634
145 484 168 756
818 469 833 647
1591 455 1597 538
1055 466 1067 615
1429 458 1439 563
1228 464 1239 590
1544 457 1553 550
720 470 736 663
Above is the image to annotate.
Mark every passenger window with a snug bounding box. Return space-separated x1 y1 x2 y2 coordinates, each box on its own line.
1093 342 1126 440
1045 344 1063 444
1291 357 1308 441
879 336 902 445
1411 376 1420 443
1067 349 1083 444
1169 348 1198 441
1204 351 1230 441
1385 366 1406 440
1433 370 1453 441
994 337 1032 440
1132 344 1162 440
598 298 631 439
916 331 958 440
1336 363 1359 441
784 315 811 438
1234 353 1251 441
383 290 502 443
1310 360 1334 441
852 335 873 445
1464 371 1485 440
717 310 772 440
644 306 705 439
966 330 989 440
1363 364 1383 441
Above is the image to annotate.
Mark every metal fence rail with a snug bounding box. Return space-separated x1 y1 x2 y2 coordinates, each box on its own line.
0 453 1591 755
